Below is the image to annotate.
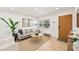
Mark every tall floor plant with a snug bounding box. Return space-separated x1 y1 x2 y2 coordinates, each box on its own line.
0 18 19 36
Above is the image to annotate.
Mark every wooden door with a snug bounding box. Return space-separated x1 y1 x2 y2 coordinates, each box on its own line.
58 14 72 42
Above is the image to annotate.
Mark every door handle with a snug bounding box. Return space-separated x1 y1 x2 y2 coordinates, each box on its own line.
59 25 60 30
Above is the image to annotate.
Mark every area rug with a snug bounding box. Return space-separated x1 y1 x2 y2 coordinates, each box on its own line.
18 36 50 51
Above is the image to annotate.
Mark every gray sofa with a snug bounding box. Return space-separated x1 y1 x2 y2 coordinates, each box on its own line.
18 29 34 40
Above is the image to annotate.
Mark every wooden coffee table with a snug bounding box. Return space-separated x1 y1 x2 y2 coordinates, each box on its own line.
31 34 42 41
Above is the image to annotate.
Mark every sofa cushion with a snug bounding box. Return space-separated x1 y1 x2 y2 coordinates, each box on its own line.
25 29 33 34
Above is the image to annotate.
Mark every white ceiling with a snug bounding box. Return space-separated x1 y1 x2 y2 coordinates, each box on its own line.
0 7 75 17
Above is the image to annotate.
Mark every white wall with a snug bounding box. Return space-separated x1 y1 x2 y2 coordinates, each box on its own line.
38 9 75 38
0 11 37 36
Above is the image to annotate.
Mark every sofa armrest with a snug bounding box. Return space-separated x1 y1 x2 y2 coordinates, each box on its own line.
17 33 22 40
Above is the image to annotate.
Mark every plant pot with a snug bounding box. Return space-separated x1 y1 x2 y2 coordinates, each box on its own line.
73 40 79 51
12 33 18 41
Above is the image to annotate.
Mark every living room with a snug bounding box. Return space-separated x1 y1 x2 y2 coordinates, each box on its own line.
0 7 79 51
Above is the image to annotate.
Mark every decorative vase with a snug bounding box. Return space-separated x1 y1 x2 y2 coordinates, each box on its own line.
73 40 79 51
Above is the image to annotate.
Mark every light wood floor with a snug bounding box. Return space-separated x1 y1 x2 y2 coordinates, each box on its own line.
37 37 67 51
17 36 67 51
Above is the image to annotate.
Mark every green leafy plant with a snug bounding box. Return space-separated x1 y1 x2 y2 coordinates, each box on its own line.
72 38 78 42
71 33 79 42
0 18 19 36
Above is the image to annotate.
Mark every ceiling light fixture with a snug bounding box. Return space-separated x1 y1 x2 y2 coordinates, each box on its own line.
11 7 15 10
34 8 38 10
56 8 59 10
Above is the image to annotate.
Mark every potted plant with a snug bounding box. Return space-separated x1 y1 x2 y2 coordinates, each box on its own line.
0 18 19 41
71 32 79 51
